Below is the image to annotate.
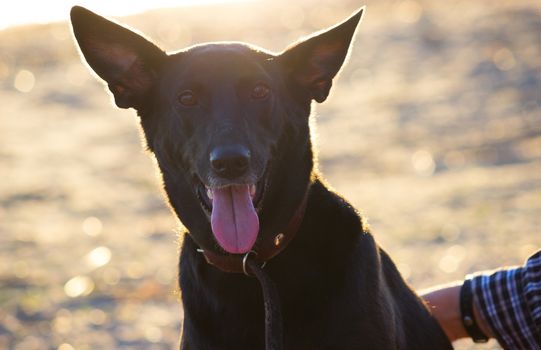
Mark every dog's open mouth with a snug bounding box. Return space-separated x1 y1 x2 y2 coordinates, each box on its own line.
195 177 267 254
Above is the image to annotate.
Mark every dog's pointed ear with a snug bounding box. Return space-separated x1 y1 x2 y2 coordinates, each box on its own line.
279 7 365 103
70 6 167 109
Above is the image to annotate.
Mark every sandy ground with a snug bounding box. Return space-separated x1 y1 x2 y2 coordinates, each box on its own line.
1 0 540 349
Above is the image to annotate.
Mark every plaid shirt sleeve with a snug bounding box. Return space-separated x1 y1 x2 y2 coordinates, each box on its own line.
469 251 541 349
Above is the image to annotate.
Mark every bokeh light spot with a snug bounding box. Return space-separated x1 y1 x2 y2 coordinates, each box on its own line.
156 266 174 285
493 48 516 71
127 262 145 279
82 217 103 236
58 344 74 350
13 70 35 93
412 149 435 176
53 310 72 334
64 275 95 298
86 246 112 268
144 326 163 343
89 309 107 325
438 245 466 273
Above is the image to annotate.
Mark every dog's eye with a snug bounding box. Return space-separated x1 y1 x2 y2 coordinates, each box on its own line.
251 83 270 99
178 90 198 106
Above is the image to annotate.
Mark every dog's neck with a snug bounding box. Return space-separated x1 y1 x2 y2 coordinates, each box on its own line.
198 187 310 274
180 178 363 284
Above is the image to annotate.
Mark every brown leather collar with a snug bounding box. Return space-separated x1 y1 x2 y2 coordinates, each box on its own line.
200 191 309 274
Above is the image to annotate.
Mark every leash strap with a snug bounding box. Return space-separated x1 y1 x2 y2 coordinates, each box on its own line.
246 258 284 350
199 190 309 349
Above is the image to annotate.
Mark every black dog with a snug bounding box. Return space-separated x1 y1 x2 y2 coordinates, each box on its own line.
71 6 452 349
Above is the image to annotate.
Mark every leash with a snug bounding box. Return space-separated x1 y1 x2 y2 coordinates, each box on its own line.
198 191 309 350
245 256 284 350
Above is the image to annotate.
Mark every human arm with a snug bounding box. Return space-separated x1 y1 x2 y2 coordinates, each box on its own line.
421 281 493 342
421 251 541 347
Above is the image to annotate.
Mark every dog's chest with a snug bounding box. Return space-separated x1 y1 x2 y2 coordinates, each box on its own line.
180 254 395 350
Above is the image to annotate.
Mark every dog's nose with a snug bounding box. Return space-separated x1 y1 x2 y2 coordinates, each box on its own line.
210 145 251 179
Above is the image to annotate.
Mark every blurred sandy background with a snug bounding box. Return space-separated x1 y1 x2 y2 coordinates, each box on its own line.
1 0 540 349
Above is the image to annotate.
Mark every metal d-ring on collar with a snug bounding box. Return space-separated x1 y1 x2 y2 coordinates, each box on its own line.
242 250 267 276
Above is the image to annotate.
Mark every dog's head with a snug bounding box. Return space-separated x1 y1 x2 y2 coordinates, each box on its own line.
70 6 363 255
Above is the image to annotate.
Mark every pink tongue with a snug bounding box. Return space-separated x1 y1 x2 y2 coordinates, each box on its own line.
210 185 259 254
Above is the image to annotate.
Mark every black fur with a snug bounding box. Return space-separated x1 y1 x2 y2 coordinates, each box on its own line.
70 6 452 349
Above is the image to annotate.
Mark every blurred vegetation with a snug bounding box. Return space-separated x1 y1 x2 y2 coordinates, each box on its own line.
0 0 540 349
